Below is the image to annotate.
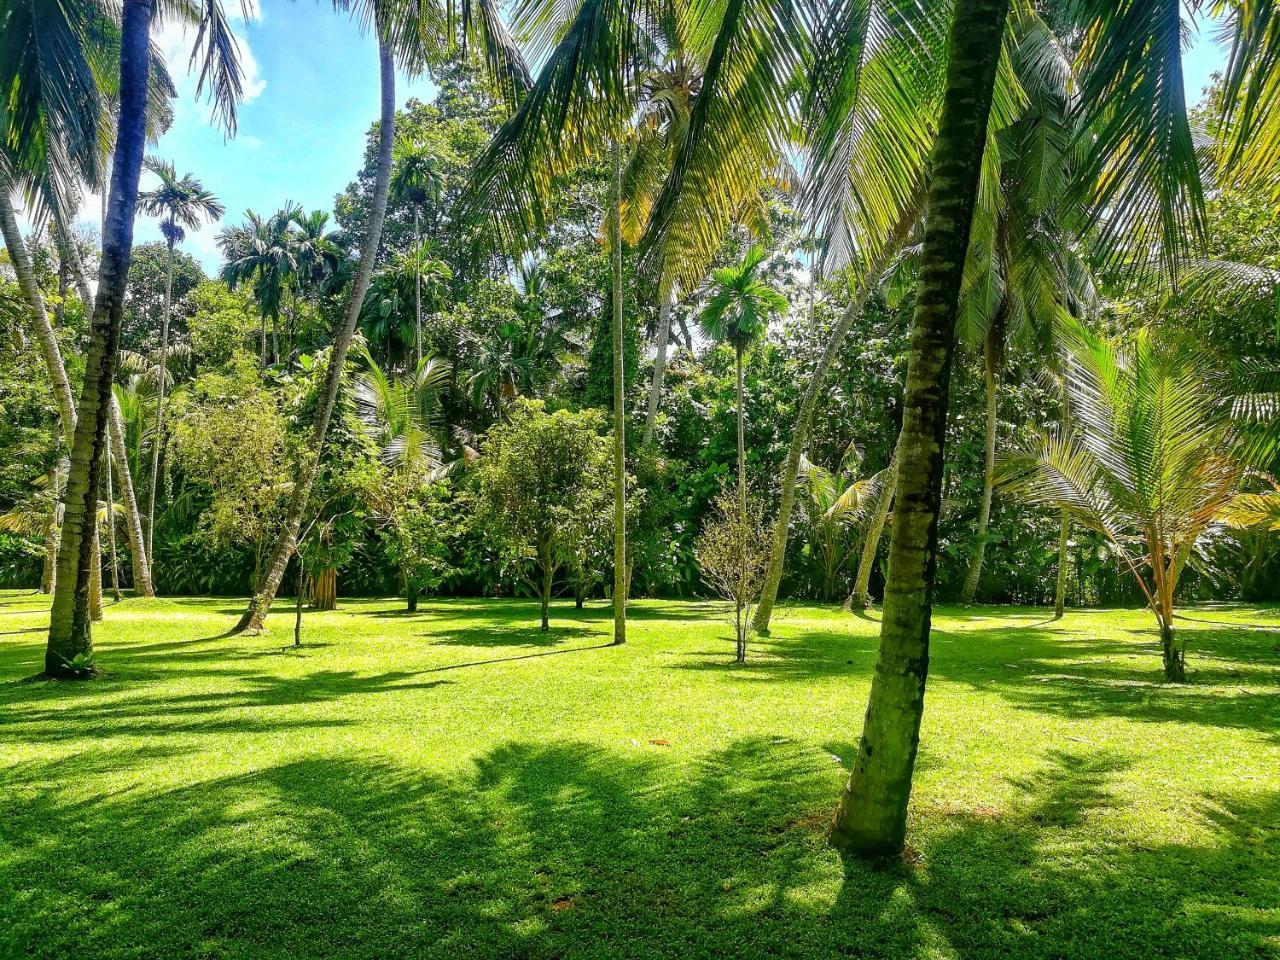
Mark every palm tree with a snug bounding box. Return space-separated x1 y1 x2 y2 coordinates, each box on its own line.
137 157 223 568
219 205 299 365
1000 326 1250 682
698 245 786 512
390 134 443 366
797 448 888 602
832 0 1233 856
232 0 531 634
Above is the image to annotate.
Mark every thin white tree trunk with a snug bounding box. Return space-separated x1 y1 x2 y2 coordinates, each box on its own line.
642 286 674 447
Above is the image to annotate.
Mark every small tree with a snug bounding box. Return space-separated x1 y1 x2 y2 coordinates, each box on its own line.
474 399 612 630
377 481 454 612
696 486 768 662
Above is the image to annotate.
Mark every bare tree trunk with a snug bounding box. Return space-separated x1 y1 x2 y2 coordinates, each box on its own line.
46 0 154 675
294 568 304 647
610 139 627 646
106 458 121 600
961 335 999 604
414 206 423 367
233 36 397 633
1053 510 1069 619
754 195 923 633
848 445 898 611
832 0 1009 858
642 287 674 447
146 237 176 569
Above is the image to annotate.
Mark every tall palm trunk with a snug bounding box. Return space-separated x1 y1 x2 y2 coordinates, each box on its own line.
754 195 922 633
610 139 627 646
642 285 674 447
146 234 176 565
848 442 898 611
735 344 746 511
46 0 154 675
233 36 397 633
0 184 107 620
41 464 60 593
1053 509 1069 619
106 461 121 600
961 334 1000 604
414 206 422 367
56 212 155 596
832 0 1009 857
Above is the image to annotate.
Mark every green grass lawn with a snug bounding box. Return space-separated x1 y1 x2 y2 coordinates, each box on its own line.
1 592 1278 959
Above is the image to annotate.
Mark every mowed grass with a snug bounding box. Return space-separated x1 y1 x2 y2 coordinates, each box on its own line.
1 592 1278 960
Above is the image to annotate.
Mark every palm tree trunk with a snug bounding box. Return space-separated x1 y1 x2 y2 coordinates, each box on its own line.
146 237 175 568
754 195 923 633
642 286 674 447
41 464 60 594
106 457 121 600
610 139 627 646
832 0 1009 857
414 206 423 367
848 445 898 610
961 338 999 604
55 211 155 597
1160 619 1186 682
46 0 154 676
1053 510 1069 619
736 345 746 510
233 35 398 633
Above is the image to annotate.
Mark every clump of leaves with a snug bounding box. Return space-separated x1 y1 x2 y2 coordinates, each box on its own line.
696 485 768 662
59 652 100 679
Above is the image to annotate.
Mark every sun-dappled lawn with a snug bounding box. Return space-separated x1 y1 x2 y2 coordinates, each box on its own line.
2 592 1278 959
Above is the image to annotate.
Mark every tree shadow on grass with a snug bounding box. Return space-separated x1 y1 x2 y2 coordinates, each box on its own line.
432 622 595 648
2 741 1276 959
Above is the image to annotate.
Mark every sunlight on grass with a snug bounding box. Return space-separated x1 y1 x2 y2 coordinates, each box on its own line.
1 593 1277 959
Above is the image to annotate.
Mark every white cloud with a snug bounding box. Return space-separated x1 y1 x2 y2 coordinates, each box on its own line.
154 12 267 113
238 134 263 151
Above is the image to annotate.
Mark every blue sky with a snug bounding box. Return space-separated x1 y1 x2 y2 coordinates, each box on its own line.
77 3 1231 274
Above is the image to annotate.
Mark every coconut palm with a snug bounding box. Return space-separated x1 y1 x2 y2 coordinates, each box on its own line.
390 134 444 365
1000 326 1251 682
137 157 223 567
831 0 1234 857
698 245 786 512
797 447 889 601
232 0 533 634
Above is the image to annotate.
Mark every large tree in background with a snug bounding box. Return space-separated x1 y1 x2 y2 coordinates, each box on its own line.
137 157 224 567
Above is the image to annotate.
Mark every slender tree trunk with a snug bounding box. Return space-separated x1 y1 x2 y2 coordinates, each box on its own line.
58 214 156 597
106 458 121 600
754 195 923 633
832 0 1009 858
146 237 175 568
233 36 397 633
89 516 104 620
294 569 304 647
961 339 999 604
259 315 267 367
41 464 60 594
540 557 553 631
610 139 627 646
849 445 898 611
1053 510 1069 619
414 206 423 367
642 286 674 447
736 346 747 512
46 0 154 676
1160 620 1186 682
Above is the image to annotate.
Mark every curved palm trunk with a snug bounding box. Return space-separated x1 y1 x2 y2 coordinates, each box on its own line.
832 0 1009 858
848 443 898 611
960 338 1000 604
754 196 922 633
233 36 397 633
642 287 674 447
47 0 154 675
56 211 156 597
610 140 627 645
1053 509 1069 619
146 236 176 566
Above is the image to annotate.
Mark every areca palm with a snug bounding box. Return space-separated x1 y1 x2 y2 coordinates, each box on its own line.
219 205 300 365
698 244 786 509
137 156 223 568
1000 326 1250 682
391 133 444 365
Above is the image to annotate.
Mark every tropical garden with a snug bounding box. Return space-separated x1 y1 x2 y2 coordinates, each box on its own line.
1 0 1279 956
